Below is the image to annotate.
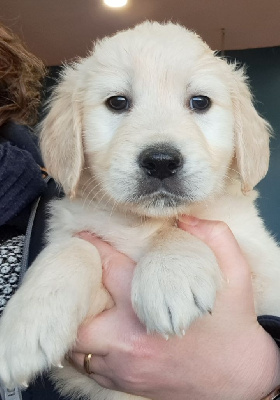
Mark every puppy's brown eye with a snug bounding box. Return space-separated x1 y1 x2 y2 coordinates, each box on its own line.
106 96 129 111
190 96 211 111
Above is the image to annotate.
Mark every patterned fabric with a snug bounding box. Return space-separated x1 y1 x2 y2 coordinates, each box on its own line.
0 234 24 316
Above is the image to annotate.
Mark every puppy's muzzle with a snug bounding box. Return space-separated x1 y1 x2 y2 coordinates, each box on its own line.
138 145 183 180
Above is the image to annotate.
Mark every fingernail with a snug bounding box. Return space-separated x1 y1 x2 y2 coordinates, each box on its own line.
76 231 95 239
178 215 199 226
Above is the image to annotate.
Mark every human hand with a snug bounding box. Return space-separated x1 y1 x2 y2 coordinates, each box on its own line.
71 217 280 400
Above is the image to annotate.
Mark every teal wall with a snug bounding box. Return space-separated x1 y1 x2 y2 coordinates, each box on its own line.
226 47 280 241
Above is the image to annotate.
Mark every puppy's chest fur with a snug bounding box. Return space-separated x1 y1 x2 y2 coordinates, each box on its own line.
48 197 171 262
48 188 280 291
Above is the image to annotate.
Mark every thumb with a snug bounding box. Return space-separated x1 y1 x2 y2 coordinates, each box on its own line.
77 232 135 304
177 216 254 311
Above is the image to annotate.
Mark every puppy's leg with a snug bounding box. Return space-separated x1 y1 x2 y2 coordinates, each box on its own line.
132 228 222 336
0 237 111 388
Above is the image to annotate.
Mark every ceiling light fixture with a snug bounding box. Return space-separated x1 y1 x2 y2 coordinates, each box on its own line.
104 0 128 7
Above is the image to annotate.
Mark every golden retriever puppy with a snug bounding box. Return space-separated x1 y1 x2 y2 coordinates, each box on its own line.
0 21 280 400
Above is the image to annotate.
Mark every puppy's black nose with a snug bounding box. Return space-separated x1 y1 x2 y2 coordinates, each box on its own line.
139 146 183 180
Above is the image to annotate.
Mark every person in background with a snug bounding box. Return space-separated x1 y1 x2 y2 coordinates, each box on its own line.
0 22 46 315
0 23 63 400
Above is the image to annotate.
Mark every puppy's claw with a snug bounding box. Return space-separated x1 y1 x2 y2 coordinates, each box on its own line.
21 381 29 388
56 362 64 368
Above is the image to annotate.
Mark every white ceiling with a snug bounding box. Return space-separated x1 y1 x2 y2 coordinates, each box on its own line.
1 0 280 65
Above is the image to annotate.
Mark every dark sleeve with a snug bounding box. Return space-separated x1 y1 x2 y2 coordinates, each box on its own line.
258 315 280 348
0 121 44 166
22 375 63 400
0 142 46 226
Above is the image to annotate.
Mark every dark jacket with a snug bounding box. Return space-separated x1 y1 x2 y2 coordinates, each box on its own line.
0 121 63 400
0 121 46 239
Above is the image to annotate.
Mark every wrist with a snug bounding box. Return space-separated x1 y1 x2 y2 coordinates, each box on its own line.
219 332 280 400
248 334 280 400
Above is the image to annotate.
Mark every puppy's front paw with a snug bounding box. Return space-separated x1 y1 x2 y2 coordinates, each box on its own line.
132 251 220 336
0 294 75 388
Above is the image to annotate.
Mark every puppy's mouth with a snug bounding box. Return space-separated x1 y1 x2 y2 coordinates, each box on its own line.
126 144 198 211
106 144 211 214
132 189 186 209
134 144 187 205
130 178 192 209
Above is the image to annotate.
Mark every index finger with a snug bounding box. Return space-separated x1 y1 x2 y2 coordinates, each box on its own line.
178 216 253 290
178 216 256 315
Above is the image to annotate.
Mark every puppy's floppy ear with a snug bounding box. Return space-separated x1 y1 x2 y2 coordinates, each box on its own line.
231 66 272 193
40 65 84 197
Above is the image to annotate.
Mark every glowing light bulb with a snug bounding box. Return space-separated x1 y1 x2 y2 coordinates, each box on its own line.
104 0 128 7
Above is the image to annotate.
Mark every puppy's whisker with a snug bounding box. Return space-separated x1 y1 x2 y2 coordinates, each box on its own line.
224 174 236 184
109 199 119 219
81 176 99 192
82 185 106 210
82 180 103 199
227 166 241 178
82 183 101 207
81 175 101 192
87 189 107 210
94 189 110 208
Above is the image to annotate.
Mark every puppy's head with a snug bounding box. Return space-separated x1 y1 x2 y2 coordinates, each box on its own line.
41 21 271 217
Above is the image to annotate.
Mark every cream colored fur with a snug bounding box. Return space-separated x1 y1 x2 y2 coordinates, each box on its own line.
0 21 279 400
